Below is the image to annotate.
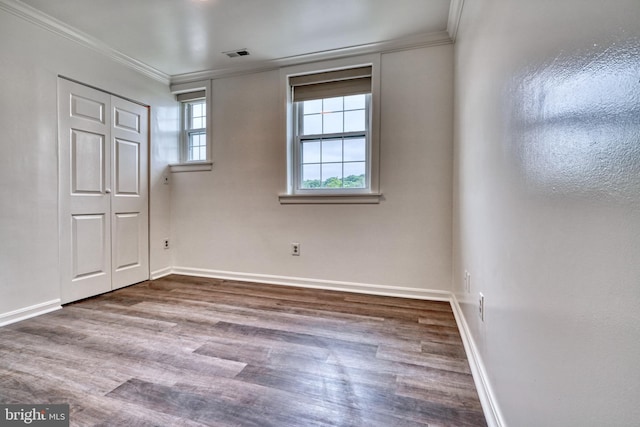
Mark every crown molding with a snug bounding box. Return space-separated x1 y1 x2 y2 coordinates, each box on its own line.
170 30 452 85
0 0 170 85
1 0 454 87
447 0 465 42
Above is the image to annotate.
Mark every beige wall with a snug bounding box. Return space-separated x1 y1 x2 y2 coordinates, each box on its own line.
0 9 176 317
170 45 454 294
453 1 640 425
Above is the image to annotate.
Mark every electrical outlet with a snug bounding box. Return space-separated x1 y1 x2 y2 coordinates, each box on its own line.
163 174 169 185
163 239 169 250
291 242 300 256
479 292 485 321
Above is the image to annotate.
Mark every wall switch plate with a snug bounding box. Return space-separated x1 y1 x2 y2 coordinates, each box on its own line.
291 242 300 256
479 292 485 321
163 175 169 185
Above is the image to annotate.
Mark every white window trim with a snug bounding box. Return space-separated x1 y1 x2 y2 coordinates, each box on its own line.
279 54 382 204
169 80 213 173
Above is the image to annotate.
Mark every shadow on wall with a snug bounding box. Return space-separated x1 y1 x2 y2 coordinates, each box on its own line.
507 39 640 203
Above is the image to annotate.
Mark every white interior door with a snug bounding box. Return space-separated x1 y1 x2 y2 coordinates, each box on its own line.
110 96 149 290
58 78 148 303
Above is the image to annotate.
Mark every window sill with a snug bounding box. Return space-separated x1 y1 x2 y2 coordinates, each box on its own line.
169 161 213 173
278 192 383 205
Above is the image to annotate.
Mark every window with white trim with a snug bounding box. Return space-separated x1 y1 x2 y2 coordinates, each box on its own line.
296 93 369 189
290 66 376 195
179 91 207 162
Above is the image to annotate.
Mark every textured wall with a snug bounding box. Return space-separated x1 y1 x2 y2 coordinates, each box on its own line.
453 1 640 425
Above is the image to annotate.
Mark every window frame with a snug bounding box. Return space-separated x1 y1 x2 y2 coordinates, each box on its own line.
169 80 213 173
182 99 207 163
279 54 382 204
293 94 371 194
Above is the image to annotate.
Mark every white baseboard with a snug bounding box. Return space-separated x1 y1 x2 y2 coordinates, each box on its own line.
168 266 452 301
150 267 173 280
0 299 62 327
450 295 506 427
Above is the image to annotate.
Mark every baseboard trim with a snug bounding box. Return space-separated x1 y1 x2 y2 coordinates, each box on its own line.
150 267 173 280
0 299 62 327
168 266 452 301
450 295 506 427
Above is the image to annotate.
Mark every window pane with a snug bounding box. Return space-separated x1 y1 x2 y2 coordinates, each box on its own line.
323 97 343 113
303 114 322 135
322 138 342 162
344 94 365 110
323 112 343 134
344 110 365 132
302 164 321 188
188 133 206 161
302 140 321 163
304 99 322 114
189 133 205 148
343 137 366 161
322 163 343 187
343 162 366 188
192 117 204 129
192 103 202 117
187 101 206 130
294 92 370 191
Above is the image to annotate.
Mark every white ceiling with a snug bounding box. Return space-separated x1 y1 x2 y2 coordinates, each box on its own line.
16 0 452 79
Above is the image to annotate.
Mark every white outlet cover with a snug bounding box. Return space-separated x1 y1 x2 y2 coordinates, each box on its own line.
291 243 300 256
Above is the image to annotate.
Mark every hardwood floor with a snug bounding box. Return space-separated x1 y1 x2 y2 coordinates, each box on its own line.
0 275 487 426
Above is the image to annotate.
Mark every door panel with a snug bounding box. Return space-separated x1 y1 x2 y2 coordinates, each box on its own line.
114 107 140 132
110 96 148 290
71 130 105 194
72 214 107 279
70 94 105 123
59 79 112 303
59 78 149 303
114 213 140 270
115 139 140 195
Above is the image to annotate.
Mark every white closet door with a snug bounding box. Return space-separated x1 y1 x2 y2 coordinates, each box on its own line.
58 79 149 303
110 96 148 290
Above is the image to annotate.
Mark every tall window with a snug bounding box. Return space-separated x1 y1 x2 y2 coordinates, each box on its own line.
178 91 207 162
291 66 372 193
297 94 369 189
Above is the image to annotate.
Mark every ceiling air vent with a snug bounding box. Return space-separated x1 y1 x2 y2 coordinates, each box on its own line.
224 48 250 58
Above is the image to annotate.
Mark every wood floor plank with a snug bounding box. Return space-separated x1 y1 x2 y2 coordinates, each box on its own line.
0 275 486 426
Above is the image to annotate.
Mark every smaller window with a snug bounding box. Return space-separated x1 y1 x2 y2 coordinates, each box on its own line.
176 89 207 164
183 99 207 162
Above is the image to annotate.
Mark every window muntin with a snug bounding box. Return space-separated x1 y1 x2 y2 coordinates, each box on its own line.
295 94 370 190
183 99 206 162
